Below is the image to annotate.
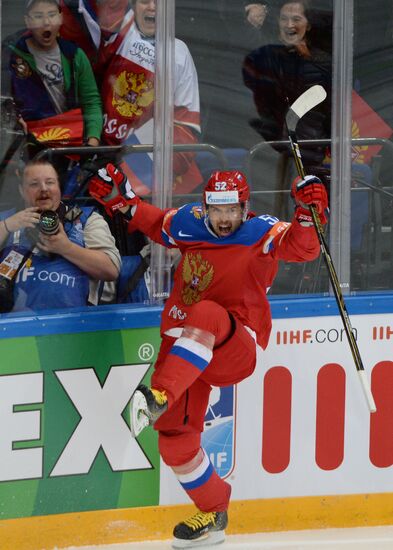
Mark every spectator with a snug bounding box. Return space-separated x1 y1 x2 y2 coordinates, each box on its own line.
7 0 103 151
242 0 332 216
243 0 331 155
0 158 120 311
61 0 203 195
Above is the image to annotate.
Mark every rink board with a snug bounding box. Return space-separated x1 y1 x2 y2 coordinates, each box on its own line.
0 295 392 547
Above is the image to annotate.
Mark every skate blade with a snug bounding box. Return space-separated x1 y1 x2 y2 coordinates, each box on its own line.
129 390 149 437
171 530 225 548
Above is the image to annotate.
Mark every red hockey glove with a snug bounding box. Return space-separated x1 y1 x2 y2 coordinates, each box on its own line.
88 163 140 217
291 175 329 225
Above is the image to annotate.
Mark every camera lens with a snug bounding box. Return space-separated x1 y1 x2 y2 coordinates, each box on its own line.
39 210 60 235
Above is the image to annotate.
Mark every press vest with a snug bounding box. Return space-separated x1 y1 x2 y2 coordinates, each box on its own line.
0 207 94 311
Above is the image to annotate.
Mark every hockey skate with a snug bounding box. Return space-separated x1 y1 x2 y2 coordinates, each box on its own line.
172 510 228 548
129 384 168 437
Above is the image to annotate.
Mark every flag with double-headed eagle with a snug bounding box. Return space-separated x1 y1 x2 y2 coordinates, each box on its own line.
351 90 393 164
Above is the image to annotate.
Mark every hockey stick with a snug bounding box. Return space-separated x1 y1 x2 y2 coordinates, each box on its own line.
286 85 376 413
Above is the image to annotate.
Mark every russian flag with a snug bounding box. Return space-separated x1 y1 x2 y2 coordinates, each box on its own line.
120 119 154 196
120 118 203 196
351 90 393 164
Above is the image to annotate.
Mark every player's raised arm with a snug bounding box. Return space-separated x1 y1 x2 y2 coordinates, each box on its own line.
88 163 141 217
88 163 178 246
262 174 328 262
291 175 329 226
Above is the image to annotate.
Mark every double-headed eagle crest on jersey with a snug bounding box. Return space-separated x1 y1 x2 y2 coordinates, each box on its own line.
182 252 214 305
191 205 203 219
112 70 154 118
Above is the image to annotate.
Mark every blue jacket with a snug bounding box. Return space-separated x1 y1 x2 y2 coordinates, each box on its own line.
8 35 103 139
0 207 95 311
9 36 79 121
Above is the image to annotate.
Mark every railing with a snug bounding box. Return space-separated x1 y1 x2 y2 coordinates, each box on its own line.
245 137 393 199
1 135 392 294
6 136 393 200
35 142 228 170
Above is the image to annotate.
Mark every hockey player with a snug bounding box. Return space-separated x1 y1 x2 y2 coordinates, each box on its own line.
88 165 328 548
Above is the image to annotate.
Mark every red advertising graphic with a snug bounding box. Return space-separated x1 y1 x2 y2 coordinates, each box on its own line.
315 364 346 471
369 361 393 468
262 367 292 474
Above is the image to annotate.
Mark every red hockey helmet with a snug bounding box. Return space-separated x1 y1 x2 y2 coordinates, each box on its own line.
204 170 250 206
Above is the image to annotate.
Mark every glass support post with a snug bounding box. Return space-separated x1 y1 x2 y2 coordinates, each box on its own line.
331 0 354 295
150 0 175 304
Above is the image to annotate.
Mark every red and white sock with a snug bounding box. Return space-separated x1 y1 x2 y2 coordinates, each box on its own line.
156 336 213 404
174 448 231 512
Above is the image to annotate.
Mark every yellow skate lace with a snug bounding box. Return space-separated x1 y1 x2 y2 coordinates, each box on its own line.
151 388 167 406
183 511 216 531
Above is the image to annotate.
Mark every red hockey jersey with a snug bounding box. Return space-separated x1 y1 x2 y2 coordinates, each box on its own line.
129 201 320 349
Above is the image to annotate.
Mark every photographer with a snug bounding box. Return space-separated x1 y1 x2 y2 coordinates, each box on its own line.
0 159 121 312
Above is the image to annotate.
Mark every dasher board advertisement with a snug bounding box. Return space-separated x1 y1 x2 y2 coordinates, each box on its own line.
159 312 393 504
0 304 391 520
0 327 161 520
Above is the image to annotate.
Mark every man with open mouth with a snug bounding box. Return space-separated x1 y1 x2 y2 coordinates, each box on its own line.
88 162 328 548
7 0 103 151
60 0 203 195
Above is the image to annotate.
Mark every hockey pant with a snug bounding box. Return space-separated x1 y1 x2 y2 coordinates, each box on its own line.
152 300 257 512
